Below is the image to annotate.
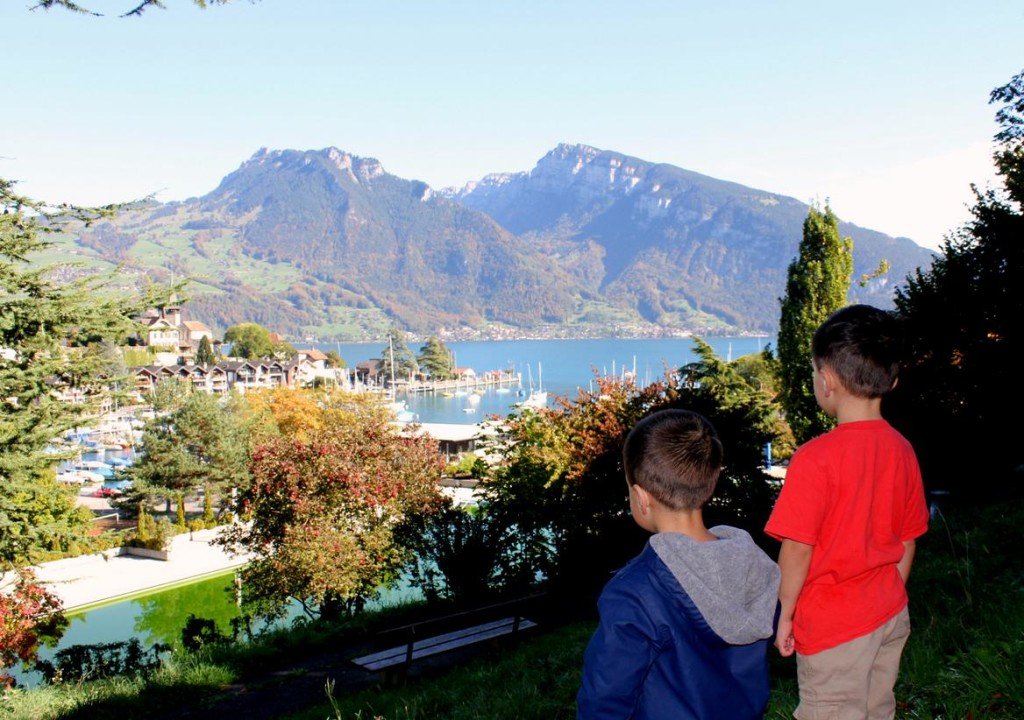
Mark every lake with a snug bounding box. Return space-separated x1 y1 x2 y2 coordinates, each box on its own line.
309 336 771 424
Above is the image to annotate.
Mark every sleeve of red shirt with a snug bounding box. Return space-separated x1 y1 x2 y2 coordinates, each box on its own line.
764 447 828 546
899 451 929 541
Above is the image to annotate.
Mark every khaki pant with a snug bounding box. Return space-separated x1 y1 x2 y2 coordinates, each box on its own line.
794 607 911 720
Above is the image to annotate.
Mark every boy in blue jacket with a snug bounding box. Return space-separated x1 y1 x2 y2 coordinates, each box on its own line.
578 409 781 719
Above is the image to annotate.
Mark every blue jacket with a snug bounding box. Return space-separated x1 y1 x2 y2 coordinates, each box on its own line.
577 527 780 720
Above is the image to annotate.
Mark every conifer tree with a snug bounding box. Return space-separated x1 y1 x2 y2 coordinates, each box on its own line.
379 327 419 383
0 180 167 565
776 203 853 443
418 336 454 379
196 335 215 366
176 494 187 530
122 385 249 511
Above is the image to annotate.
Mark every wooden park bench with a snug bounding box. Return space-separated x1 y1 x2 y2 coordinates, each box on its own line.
351 595 541 679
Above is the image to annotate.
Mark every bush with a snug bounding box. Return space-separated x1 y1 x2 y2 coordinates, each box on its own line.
125 511 171 551
444 453 488 479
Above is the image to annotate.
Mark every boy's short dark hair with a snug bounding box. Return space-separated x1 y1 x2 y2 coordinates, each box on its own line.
812 304 901 398
623 409 723 511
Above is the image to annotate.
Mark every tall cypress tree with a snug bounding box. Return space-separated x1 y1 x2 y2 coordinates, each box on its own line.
196 335 215 366
776 203 853 443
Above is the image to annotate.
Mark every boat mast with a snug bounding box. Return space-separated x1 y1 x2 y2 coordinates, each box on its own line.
388 335 396 399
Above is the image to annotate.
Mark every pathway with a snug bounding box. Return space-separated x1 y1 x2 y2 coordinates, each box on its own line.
29 527 251 612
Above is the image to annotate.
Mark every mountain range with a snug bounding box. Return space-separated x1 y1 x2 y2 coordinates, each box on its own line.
55 143 935 340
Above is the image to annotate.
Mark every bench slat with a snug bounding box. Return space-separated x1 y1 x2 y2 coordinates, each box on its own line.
353 616 537 672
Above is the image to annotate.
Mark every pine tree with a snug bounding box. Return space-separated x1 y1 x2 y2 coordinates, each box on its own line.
122 385 249 512
37 0 234 18
379 327 419 383
418 336 454 379
0 180 167 564
776 203 853 443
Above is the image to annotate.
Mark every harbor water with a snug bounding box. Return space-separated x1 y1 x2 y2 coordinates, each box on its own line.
313 336 769 424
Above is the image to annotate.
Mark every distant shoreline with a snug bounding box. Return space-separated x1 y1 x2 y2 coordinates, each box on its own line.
296 331 773 346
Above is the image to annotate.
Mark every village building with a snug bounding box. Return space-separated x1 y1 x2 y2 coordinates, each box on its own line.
136 296 217 366
133 357 309 396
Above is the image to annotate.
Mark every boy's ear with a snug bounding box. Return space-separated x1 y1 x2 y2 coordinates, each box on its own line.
819 366 838 396
633 484 653 515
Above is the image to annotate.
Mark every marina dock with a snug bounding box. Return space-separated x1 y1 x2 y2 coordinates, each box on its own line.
400 369 519 394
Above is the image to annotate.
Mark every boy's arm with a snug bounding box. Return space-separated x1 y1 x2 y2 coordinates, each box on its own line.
577 586 657 719
897 539 916 583
775 538 813 657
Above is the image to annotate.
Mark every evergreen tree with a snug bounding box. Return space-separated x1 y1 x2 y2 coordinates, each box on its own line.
196 335 215 366
202 485 215 526
776 203 853 443
889 68 1024 498
175 494 187 531
0 180 166 565
122 385 249 511
379 327 419 383
418 336 454 379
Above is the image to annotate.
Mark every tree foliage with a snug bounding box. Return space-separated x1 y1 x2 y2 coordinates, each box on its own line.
223 323 277 360
324 349 345 368
776 202 853 443
484 345 787 604
34 0 235 18
121 384 249 510
417 336 454 379
0 570 67 686
195 335 215 366
396 500 513 607
220 389 444 620
1 180 167 565
379 327 418 383
889 68 1024 499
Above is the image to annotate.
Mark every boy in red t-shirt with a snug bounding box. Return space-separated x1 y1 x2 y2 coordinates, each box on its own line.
765 305 929 719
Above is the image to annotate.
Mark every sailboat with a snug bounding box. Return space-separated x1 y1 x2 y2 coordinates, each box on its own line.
522 362 548 409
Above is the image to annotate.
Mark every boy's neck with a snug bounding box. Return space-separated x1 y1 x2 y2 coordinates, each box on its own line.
650 507 718 542
834 394 884 424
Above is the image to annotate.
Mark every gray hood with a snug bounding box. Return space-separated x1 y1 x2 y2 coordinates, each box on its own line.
651 526 780 645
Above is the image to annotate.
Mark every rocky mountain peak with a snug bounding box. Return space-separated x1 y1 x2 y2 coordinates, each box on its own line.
237 147 386 185
528 142 646 198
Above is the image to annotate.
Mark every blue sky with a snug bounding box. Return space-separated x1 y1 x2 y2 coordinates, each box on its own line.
4 0 1022 249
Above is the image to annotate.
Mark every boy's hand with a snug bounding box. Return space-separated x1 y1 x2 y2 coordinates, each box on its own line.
775 618 795 657
774 538 812 658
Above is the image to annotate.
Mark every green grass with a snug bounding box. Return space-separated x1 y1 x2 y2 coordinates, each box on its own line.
305 308 394 341
291 624 593 720
290 503 1024 720
4 505 1022 719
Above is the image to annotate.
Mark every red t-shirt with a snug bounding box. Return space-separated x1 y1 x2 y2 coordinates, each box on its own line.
765 419 929 655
